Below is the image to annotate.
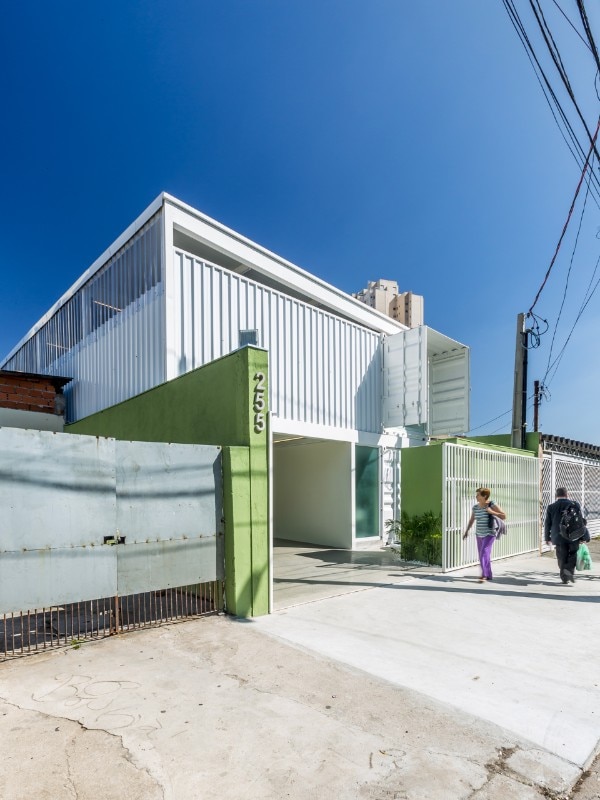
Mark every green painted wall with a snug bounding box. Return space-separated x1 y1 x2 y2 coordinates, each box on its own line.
440 436 538 457
401 437 537 518
475 433 541 454
67 346 269 618
401 445 444 517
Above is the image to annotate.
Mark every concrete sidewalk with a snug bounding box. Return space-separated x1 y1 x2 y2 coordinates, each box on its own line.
0 549 598 799
259 550 600 769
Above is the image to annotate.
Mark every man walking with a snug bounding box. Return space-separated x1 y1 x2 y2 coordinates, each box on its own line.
544 487 587 583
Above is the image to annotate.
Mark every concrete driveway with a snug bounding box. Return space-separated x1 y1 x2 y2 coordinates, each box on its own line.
272 538 430 609
261 549 600 768
0 547 599 799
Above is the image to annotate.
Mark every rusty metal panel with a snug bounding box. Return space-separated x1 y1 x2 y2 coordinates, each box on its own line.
115 440 222 544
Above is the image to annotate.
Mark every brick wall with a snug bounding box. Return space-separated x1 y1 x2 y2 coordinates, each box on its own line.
0 373 61 415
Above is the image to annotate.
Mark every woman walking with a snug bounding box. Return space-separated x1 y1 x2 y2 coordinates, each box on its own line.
463 487 506 582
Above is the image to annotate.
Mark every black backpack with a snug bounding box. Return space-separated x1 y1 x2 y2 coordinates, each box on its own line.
559 503 586 542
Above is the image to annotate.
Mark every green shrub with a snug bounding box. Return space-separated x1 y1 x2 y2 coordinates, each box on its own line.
385 511 443 566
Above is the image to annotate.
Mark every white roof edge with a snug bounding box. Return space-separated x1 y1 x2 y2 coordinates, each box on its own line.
425 326 469 352
163 193 406 335
3 192 408 364
2 194 167 364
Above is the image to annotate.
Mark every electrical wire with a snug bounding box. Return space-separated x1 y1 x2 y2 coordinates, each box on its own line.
528 116 600 314
543 250 600 386
501 0 600 204
542 160 593 378
468 392 537 436
487 401 536 436
468 407 513 435
529 0 600 164
526 312 549 348
576 0 600 75
550 0 592 52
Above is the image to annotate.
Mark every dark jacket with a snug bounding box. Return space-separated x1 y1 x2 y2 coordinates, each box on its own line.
544 497 588 545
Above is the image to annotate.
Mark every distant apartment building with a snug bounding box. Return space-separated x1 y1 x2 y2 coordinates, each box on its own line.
352 279 424 328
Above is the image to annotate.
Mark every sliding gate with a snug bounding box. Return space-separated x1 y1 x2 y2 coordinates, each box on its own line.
442 443 540 571
0 428 224 658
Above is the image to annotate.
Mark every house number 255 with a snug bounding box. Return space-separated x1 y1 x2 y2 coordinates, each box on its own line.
253 372 266 433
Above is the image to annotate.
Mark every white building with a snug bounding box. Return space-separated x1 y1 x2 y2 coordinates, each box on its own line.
2 193 469 548
353 279 424 327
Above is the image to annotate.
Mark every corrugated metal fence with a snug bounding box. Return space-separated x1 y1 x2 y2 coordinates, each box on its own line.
0 428 224 659
442 443 540 571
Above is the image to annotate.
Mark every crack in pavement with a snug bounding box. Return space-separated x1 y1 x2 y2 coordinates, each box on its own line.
0 695 166 800
65 736 80 800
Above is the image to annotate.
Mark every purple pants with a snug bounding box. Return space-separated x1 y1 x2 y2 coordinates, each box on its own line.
476 534 495 579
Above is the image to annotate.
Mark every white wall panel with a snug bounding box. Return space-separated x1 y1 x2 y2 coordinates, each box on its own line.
3 214 166 423
274 439 352 547
50 286 165 421
171 250 383 433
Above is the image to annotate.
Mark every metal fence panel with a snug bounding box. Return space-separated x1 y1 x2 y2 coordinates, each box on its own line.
442 443 540 571
0 548 117 616
117 538 222 596
115 440 221 543
115 440 223 594
542 452 600 537
0 427 115 552
0 428 223 615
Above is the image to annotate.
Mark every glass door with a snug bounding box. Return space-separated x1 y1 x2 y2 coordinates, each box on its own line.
355 445 379 538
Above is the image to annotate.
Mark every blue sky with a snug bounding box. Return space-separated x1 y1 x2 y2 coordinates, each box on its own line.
1 1 599 442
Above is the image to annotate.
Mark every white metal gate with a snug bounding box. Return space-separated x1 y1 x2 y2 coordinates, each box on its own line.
542 453 600 538
442 443 540 571
380 447 401 542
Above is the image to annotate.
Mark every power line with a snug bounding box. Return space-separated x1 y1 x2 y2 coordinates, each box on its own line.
576 0 600 75
543 250 600 386
468 407 512 434
487 400 536 436
529 0 600 164
468 392 537 436
550 0 591 52
501 0 600 204
542 161 593 378
528 116 600 314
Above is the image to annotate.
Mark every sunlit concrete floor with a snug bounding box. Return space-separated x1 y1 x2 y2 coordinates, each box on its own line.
261 544 600 770
272 538 435 610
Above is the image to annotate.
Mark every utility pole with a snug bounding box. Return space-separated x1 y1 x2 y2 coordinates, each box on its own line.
511 313 528 450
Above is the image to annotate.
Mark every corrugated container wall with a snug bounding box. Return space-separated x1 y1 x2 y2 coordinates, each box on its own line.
170 249 383 433
3 213 166 422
